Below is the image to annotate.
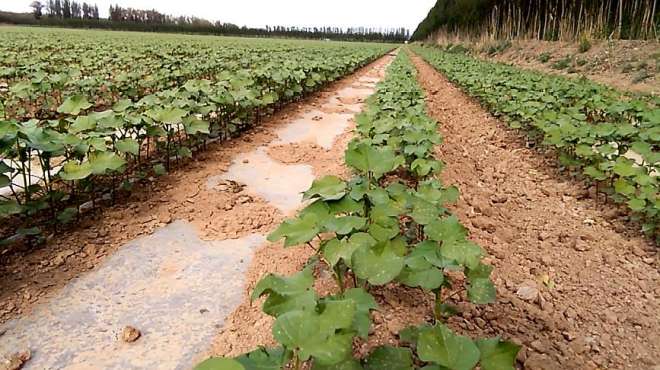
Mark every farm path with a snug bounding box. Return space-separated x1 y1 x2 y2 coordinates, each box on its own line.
0 53 395 369
410 53 659 370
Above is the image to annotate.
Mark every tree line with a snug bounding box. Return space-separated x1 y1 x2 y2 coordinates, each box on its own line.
412 0 659 41
14 2 408 42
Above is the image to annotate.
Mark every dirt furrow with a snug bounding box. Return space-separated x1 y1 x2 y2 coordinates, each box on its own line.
410 53 659 370
0 54 393 369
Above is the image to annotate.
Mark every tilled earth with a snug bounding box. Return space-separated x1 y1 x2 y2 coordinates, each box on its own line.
410 53 659 370
2 49 658 370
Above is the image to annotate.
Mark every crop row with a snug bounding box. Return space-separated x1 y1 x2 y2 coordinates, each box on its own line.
196 52 519 370
0 36 390 245
1 28 389 122
413 45 659 238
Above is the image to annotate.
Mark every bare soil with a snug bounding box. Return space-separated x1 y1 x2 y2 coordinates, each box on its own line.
410 53 659 370
482 39 659 95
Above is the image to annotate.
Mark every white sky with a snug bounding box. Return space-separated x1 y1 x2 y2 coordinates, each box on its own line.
1 0 435 32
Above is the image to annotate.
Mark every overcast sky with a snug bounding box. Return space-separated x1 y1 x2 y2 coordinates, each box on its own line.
1 0 435 32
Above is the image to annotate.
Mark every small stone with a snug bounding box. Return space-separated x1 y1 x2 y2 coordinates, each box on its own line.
530 339 550 353
0 350 31 370
573 238 591 252
158 211 172 224
603 310 618 324
524 353 560 370
631 246 646 257
51 250 75 266
242 159 249 164
516 280 540 301
540 255 553 266
237 195 252 204
121 326 141 343
538 231 552 241
491 194 508 204
570 337 588 354
471 216 497 233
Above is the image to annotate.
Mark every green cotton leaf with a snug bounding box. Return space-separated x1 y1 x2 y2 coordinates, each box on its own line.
147 107 188 124
614 178 635 196
88 137 107 151
323 232 376 268
184 117 211 135
59 161 93 181
0 162 14 174
467 278 496 304
269 201 330 246
0 200 22 218
410 197 440 225
312 359 363 370
324 216 367 235
0 174 10 188
345 141 401 179
398 266 445 290
89 151 126 175
251 266 316 317
252 266 314 300
261 92 278 105
406 240 452 269
268 214 321 247
574 144 595 158
613 157 637 177
115 138 140 155
194 358 245 370
363 346 413 370
596 144 617 156
634 173 654 187
57 207 78 224
304 175 347 201
236 347 285 370
398 325 424 345
476 338 521 370
417 324 480 370
177 147 193 159
424 216 467 243
583 166 607 181
327 196 364 216
112 99 133 112
417 181 459 205
628 197 646 211
318 300 357 335
58 95 92 115
352 239 405 286
441 240 483 270
153 163 167 176
273 306 355 366
69 115 97 133
341 287 378 338
322 238 352 267
411 158 443 177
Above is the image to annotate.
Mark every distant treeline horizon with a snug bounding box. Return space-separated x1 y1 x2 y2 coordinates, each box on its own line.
0 2 410 43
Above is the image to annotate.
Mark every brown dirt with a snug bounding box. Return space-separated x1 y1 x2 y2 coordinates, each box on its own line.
0 55 391 326
410 53 660 370
208 54 397 358
483 39 659 95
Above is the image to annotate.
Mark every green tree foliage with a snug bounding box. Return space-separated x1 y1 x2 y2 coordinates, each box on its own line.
412 0 659 41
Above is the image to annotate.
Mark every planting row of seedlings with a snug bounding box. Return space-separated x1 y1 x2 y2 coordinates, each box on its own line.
196 52 519 370
0 41 390 247
413 45 659 240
